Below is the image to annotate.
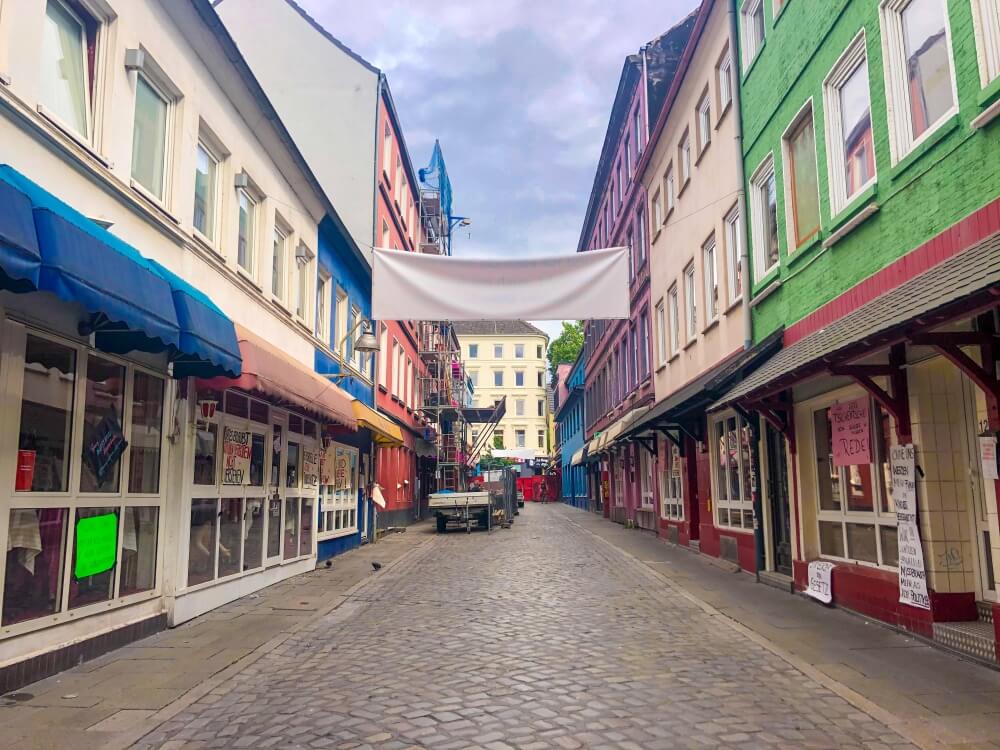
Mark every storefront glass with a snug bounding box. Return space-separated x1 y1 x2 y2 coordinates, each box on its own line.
318 443 359 538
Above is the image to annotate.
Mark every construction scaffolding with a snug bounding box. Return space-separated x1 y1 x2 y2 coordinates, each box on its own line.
417 321 468 492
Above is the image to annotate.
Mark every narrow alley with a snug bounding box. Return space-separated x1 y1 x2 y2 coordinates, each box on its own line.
7 504 1000 749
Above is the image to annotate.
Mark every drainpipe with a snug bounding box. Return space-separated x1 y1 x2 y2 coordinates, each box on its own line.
370 73 384 541
640 45 651 142
728 0 763 576
728 0 751 352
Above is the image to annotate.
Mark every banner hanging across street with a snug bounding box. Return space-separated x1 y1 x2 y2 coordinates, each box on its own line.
372 247 630 320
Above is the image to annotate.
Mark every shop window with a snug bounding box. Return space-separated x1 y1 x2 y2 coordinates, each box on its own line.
67 506 118 609
880 0 957 162
812 401 898 568
824 33 876 215
225 391 249 419
120 506 158 595
639 448 654 507
266 496 282 558
2 509 68 625
711 413 754 530
80 355 125 493
319 444 358 539
41 0 100 140
187 498 217 586
218 498 243 578
194 423 218 485
284 497 300 560
18 335 76 493
286 441 300 487
244 499 265 570
661 442 683 520
128 372 164 494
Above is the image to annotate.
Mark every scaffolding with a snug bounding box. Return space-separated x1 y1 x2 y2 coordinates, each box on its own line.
418 321 468 492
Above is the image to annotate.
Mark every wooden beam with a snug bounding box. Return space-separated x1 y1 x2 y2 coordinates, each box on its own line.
829 364 896 377
912 331 999 348
925 342 1000 402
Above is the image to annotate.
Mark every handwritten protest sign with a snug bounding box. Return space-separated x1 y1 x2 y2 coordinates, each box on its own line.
891 444 929 610
805 560 834 604
302 448 319 488
830 397 871 466
320 443 336 486
222 427 252 485
981 435 998 481
335 453 349 490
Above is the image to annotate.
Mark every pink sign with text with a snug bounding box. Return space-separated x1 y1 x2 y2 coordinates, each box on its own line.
830 397 871 467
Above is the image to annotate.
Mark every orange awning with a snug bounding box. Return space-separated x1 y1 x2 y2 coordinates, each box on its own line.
200 324 356 429
352 401 403 446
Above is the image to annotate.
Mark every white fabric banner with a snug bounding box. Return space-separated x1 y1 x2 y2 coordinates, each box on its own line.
372 247 630 321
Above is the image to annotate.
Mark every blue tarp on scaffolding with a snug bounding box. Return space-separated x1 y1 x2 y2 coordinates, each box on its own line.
419 140 452 225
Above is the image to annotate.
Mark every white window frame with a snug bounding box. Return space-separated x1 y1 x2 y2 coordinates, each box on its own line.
717 48 734 114
665 166 676 215
271 219 289 304
468 343 479 359
391 341 401 397
823 31 878 217
515 398 525 416
493 343 503 358
315 270 331 344
382 121 392 177
703 234 719 323
236 186 258 279
515 343 525 359
41 0 100 142
971 0 1000 87
660 440 684 520
781 100 822 251
515 429 526 448
378 324 388 389
724 205 743 305
749 154 779 282
741 0 766 70
667 285 680 357
493 370 504 387
697 91 712 154
652 189 663 229
655 299 667 366
335 288 348 358
192 138 221 244
131 71 173 204
879 0 959 164
683 263 697 342
352 305 364 371
294 245 313 323
679 132 691 185
710 411 755 531
317 442 359 541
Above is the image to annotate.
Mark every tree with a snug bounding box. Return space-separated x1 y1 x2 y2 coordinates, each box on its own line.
547 320 583 376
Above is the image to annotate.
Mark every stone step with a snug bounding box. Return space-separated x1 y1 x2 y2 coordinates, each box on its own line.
932 620 998 664
758 570 794 594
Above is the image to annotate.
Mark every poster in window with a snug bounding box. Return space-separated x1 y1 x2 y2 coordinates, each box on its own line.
830 397 871 466
74 512 119 579
84 411 129 487
302 448 319 488
222 427 252 485
320 443 336 486
335 452 349 490
891 444 930 610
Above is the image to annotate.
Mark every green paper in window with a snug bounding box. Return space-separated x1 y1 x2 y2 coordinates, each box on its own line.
74 512 118 579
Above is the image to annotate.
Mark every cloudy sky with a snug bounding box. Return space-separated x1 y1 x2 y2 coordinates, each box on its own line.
296 0 694 340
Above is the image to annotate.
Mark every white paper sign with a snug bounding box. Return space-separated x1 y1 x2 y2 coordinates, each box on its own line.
981 436 998 481
891 444 930 610
301 449 319 489
805 560 835 604
222 427 252 485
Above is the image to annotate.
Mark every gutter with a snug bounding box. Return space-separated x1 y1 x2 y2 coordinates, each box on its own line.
372 72 384 253
640 45 650 141
727 0 751 351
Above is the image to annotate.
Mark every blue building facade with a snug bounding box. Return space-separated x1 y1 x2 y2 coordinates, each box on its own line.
313 215 375 561
555 353 587 508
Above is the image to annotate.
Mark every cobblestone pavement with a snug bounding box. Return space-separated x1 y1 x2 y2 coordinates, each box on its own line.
134 505 917 750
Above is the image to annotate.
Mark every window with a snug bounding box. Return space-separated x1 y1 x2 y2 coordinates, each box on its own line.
634 107 642 154
783 105 821 249
617 162 624 207
391 341 401 397
193 142 219 241
749 156 779 281
515 343 525 359
493 370 504 387
724 205 743 304
405 358 413 406
972 0 1000 86
494 343 503 358
335 288 348 357
652 189 663 229
318 444 359 540
295 247 311 321
468 370 479 387
516 429 526 448
697 92 711 153
624 136 632 176
394 155 402 201
469 343 479 359
665 166 676 214
711 413 754 530
382 122 392 176
636 207 646 264
537 344 543 359
880 0 957 161
5 333 166 626
494 430 504 449
741 0 766 69
667 285 680 356
655 300 667 365
537 399 545 417
639 448 654 507
679 132 691 185
41 0 98 140
131 74 169 200
717 49 733 112
537 371 544 387
640 312 650 377
236 188 257 277
812 401 898 567
683 263 697 341
515 398 525 416
515 370 524 387
315 271 331 342
661 442 683 520
381 220 390 250
378 324 388 388
703 235 718 322
271 225 288 301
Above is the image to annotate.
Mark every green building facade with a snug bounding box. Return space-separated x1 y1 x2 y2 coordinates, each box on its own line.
737 0 1000 340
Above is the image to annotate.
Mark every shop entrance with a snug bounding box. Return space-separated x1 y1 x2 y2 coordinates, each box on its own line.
765 423 793 576
963 376 998 602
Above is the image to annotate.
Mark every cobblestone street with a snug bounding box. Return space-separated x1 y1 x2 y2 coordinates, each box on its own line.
133 505 922 750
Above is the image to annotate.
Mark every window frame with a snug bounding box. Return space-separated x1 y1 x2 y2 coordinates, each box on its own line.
271 218 290 304
683 262 697 342
879 0 959 164
654 299 667 366
667 284 680 357
192 135 222 245
40 0 101 143
315 269 332 344
317 442 359 541
679 131 692 187
696 90 712 154
749 154 779 282
235 185 259 280
665 165 676 215
741 0 766 70
130 70 173 204
703 234 719 324
971 0 1000 87
724 204 743 305
717 47 734 115
781 100 822 251
709 411 755 531
660 440 684 520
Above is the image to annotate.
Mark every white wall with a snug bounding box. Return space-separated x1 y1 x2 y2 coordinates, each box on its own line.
217 0 379 265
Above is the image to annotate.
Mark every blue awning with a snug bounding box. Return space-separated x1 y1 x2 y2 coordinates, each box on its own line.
0 165 240 378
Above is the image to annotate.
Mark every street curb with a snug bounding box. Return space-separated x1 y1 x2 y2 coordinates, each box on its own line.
107 532 439 750
559 509 935 750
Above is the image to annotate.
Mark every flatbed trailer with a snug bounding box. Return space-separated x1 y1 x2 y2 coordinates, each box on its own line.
429 491 493 533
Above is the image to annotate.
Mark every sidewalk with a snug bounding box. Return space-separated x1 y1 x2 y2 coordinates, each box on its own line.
556 503 1000 748
0 525 434 750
